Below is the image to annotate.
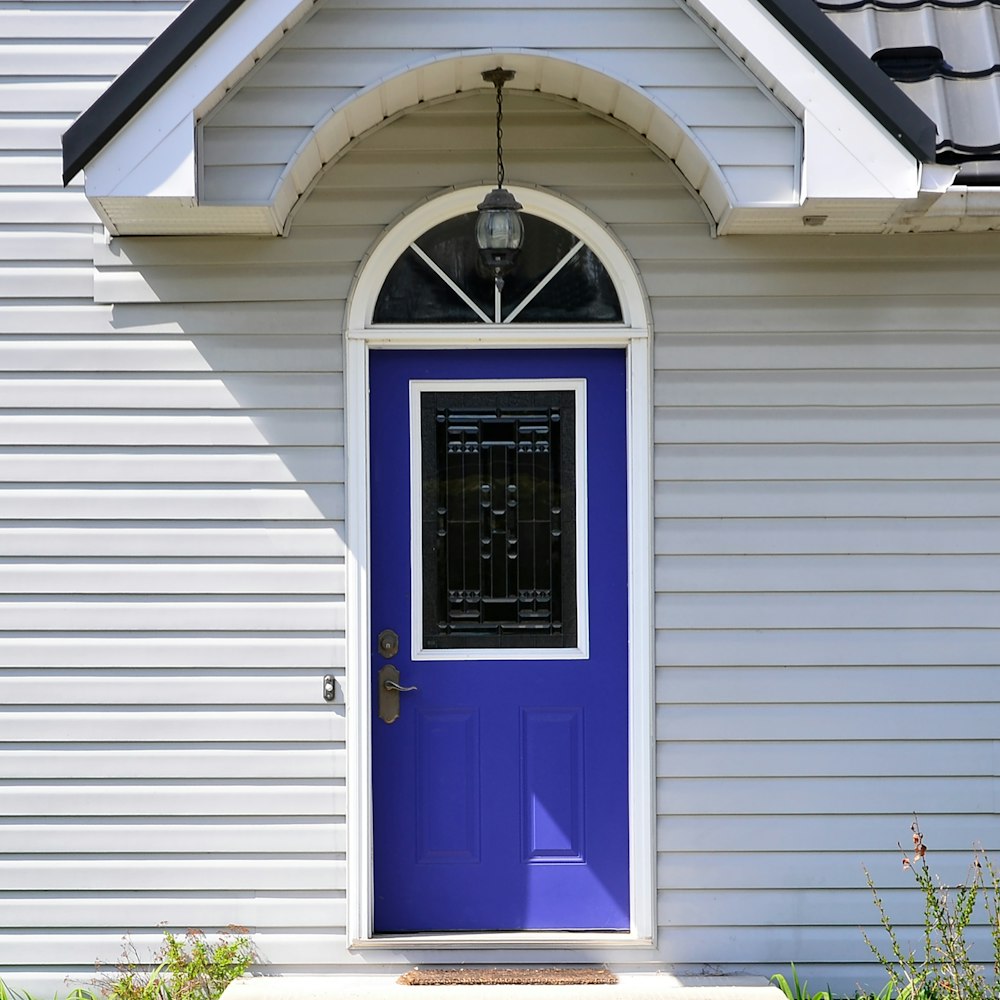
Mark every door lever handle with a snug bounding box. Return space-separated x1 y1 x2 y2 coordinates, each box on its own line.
383 678 418 693
378 663 416 724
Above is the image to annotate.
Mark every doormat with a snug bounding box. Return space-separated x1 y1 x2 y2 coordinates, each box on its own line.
398 969 618 986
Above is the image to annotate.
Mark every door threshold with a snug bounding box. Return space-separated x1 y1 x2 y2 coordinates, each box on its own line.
352 931 643 949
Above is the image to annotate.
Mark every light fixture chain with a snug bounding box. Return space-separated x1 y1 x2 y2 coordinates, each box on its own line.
495 80 505 189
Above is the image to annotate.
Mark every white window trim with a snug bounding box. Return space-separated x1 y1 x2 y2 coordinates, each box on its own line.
344 185 655 950
409 378 590 662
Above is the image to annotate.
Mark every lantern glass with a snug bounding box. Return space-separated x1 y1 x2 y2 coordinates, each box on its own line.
475 202 524 251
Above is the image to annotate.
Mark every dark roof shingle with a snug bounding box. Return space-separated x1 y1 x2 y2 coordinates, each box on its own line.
817 0 1000 179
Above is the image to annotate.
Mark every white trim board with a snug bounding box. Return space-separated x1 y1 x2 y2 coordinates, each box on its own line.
344 186 655 951
408 377 590 662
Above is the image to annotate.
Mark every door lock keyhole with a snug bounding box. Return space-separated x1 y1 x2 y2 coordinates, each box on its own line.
377 629 399 658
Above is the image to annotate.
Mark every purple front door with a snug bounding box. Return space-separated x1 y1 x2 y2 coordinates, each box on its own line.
370 348 629 933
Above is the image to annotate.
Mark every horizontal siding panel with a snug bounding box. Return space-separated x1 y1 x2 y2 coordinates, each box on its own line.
657 852 985 892
655 405 1000 444
0 820 345 854
1 746 344 776
0 598 345 631
0 120 73 150
0 526 345 557
96 264 356 304
655 776 1000 815
0 375 343 408
643 261 1000 297
656 703 1000 741
656 664 1000 705
297 8 704 49
656 887 922 923
0 232 94 262
655 554 1000 592
654 330 1000 366
652 925 964 965
0 306 345 337
208 86 360 129
656 517 1000 555
0 264 91 298
0 563 344 594
0 783 346 817
0 450 343 484
0 307 118 336
656 369 1000 406
656 814 1000 853
0 672 345 705
564 49 748 86
0 894 343 930
3 931 367 966
656 592 1000 629
657 738 1000 776
655 481 1000 517
0 83 110 116
0 638 345 668
0 156 69 188
657 628 1000 666
0 710 344 743
0 337 343 371
0 861 344 892
96 229 381 267
0 413 343 446
656 443 1000 480
0 488 343 519
0 44 144 77
0 11 179 39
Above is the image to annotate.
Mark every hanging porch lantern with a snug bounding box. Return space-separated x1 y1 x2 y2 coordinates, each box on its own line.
476 68 524 289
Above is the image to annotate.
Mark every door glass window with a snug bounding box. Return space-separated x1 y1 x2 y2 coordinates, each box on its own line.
374 213 622 325
419 389 577 650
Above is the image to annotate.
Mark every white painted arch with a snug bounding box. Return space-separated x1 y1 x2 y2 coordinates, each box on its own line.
343 184 655 948
345 184 651 335
258 49 749 235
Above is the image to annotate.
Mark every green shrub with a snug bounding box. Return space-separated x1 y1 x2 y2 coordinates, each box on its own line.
95 928 256 1000
771 963 832 1000
0 981 97 1000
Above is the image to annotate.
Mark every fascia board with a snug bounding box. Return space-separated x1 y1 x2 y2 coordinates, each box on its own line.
685 0 921 201
84 0 314 199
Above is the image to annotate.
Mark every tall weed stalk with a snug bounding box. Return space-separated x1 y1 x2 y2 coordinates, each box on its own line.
864 820 998 1000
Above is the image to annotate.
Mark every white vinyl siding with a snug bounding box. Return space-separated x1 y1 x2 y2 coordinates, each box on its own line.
3 4 1000 997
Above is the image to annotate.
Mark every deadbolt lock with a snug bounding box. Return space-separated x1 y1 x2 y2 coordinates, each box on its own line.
377 628 399 658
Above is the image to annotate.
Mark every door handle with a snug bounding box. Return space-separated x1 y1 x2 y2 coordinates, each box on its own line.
383 678 418 693
378 663 417 724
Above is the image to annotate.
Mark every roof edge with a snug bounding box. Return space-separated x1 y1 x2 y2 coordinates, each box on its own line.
755 0 938 161
61 0 248 186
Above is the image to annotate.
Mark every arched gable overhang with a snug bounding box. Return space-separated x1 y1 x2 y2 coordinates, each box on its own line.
218 50 755 238
67 0 945 237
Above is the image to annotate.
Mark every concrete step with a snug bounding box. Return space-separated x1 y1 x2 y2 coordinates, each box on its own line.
222 973 784 1000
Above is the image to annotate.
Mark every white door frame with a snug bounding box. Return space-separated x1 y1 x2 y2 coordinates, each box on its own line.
343 185 655 949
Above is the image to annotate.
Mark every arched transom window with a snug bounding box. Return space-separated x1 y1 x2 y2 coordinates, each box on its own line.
373 211 624 326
